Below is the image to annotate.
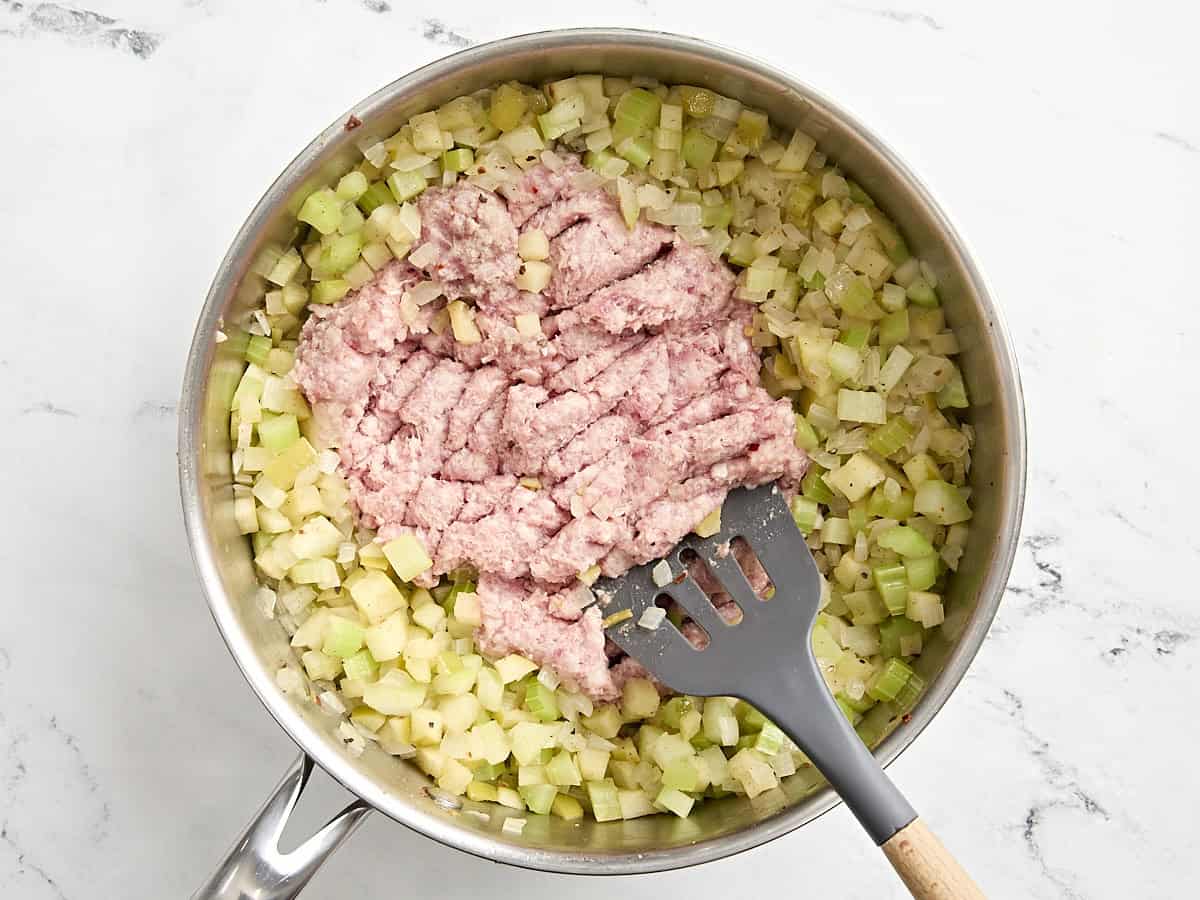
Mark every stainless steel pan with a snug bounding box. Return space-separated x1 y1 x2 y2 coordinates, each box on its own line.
179 28 1026 898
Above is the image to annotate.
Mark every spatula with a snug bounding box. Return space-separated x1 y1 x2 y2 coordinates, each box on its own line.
600 483 985 899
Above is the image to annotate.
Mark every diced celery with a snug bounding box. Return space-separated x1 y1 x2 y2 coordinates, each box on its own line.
244 335 272 368
902 453 941 488
913 480 973 525
617 788 657 819
364 612 408 662
868 416 915 459
752 721 786 756
342 650 379 684
364 670 427 716
318 233 363 276
387 170 426 203
879 616 923 658
298 189 342 235
937 366 969 409
621 678 660 720
906 277 939 307
894 672 926 713
878 308 910 346
728 748 778 798
845 589 890 626
519 783 558 815
655 787 695 818
793 414 819 452
550 793 584 820
801 467 836 504
872 564 909 616
494 654 538 685
578 748 611 782
791 497 820 534
614 88 661 131
877 526 935 559
825 452 886 502
489 83 529 131
411 709 445 746
357 181 394 214
905 555 940 592
867 657 914 702
524 682 560 722
681 128 718 168
702 698 739 747
616 135 653 169
545 751 582 787
382 533 432 582
907 590 945 628
837 389 887 425
586 779 622 822
310 280 349 304
347 570 406 624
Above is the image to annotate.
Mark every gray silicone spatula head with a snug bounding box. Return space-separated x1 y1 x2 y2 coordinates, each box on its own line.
600 483 825 698
598 483 920 850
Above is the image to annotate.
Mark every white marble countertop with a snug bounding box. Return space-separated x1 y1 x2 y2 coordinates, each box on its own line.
2 1 1197 897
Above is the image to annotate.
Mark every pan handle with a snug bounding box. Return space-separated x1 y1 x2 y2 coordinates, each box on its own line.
192 753 372 900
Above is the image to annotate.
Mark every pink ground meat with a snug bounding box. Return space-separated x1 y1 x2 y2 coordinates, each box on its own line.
292 159 808 700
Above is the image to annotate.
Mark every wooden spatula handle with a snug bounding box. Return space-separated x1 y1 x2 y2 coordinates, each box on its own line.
881 818 986 899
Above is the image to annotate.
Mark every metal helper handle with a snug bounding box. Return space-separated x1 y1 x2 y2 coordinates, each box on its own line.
192 754 372 900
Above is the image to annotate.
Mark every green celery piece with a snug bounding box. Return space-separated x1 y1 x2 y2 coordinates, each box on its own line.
661 757 702 792
681 128 718 168
752 721 785 755
489 83 528 131
257 413 300 452
906 278 939 308
867 658 914 702
807 271 826 291
311 280 349 304
586 779 621 822
793 414 820 452
835 695 863 726
868 416 915 459
617 135 653 169
937 367 969 409
879 617 923 658
735 701 767 732
442 148 474 173
726 233 757 267
614 88 662 130
790 497 820 534
893 672 926 713
878 308 910 346
847 504 869 535
524 682 560 722
840 325 871 350
877 526 935 559
801 467 835 504
519 783 558 815
678 86 716 118
872 564 909 616
298 189 342 235
323 617 365 659
342 649 378 683
785 181 816 223
836 691 875 715
387 170 426 203
357 181 394 214
244 335 272 367
701 202 733 229
471 760 505 783
913 480 972 525
658 696 695 730
318 233 364 276
867 485 915 521
905 555 939 592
